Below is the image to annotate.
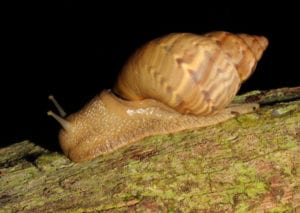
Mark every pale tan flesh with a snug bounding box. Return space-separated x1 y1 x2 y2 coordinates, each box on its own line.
59 91 259 162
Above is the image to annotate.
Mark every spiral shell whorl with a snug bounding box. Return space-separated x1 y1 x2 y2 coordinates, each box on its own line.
206 31 269 81
114 32 268 115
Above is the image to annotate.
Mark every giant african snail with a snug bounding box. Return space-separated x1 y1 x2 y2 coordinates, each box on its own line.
48 31 268 162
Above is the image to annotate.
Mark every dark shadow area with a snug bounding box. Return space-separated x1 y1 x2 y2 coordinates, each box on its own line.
2 2 299 152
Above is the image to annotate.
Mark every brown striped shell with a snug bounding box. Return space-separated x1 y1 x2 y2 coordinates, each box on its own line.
114 31 268 115
49 31 268 162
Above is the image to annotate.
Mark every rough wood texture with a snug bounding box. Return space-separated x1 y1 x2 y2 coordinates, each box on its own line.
1 87 300 212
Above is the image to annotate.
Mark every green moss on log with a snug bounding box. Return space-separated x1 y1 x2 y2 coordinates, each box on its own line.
0 88 299 212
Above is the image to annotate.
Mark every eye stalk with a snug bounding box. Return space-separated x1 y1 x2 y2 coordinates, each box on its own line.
48 95 71 131
48 95 67 117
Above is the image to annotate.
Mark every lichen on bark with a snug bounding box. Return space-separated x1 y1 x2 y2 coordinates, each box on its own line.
0 87 299 212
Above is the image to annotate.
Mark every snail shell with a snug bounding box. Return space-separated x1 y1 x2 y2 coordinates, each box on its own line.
115 32 268 115
49 31 268 162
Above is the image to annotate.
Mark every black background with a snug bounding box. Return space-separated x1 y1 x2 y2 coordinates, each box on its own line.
2 2 299 151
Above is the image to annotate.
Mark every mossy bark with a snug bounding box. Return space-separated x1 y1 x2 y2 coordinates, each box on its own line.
1 87 300 212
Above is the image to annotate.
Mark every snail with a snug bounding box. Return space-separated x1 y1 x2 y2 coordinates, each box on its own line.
48 31 268 162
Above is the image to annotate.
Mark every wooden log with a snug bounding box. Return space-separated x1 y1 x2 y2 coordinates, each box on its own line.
1 87 300 212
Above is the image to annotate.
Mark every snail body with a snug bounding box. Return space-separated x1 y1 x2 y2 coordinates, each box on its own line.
49 31 268 162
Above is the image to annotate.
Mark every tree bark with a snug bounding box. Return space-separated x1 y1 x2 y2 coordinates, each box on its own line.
1 87 300 212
